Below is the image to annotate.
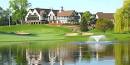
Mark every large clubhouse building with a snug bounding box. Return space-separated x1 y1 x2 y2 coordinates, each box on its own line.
25 7 114 25
25 7 82 24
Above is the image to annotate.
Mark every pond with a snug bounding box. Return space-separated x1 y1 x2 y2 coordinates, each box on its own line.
0 42 129 65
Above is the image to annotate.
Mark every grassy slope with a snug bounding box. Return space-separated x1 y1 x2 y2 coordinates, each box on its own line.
0 24 86 44
106 33 130 42
0 24 129 46
89 29 130 42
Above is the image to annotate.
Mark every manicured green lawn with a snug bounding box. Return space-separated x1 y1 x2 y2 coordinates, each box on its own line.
105 33 130 42
0 24 129 47
0 24 86 44
89 30 130 42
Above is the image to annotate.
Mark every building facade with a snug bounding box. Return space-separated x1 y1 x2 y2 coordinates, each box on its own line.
96 12 114 21
25 7 81 24
57 10 80 24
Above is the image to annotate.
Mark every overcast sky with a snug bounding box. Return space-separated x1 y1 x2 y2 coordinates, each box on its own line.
0 0 123 13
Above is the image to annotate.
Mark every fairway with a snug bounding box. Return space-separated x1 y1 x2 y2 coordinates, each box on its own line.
0 24 68 41
0 24 86 44
0 24 129 44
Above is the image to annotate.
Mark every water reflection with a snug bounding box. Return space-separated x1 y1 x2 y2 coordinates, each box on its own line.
0 42 130 65
26 49 42 65
114 43 130 65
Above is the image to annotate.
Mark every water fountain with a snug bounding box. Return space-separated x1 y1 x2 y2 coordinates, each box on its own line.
88 35 106 51
88 35 106 61
89 35 106 42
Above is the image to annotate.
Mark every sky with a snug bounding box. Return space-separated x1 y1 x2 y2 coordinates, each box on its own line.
0 0 123 13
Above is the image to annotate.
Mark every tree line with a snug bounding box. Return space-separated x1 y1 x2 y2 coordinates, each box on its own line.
80 11 113 32
114 0 130 33
80 0 130 33
0 0 30 26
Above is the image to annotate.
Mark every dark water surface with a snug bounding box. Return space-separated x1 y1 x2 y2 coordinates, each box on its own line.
0 42 129 65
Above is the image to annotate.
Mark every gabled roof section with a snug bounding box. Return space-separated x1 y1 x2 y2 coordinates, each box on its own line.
30 9 34 12
34 8 50 14
52 10 59 16
29 8 59 16
96 12 114 20
78 12 83 16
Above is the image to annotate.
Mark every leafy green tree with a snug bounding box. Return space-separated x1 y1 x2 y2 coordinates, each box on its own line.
0 7 10 25
114 9 123 33
0 7 3 15
95 18 113 32
122 0 130 32
9 0 31 24
114 0 130 33
80 11 92 31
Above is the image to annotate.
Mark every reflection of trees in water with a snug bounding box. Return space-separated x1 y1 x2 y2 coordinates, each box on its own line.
81 45 92 61
0 46 27 65
114 43 130 65
13 46 27 65
99 44 114 58
0 43 121 65
0 44 80 65
0 47 11 65
80 44 114 61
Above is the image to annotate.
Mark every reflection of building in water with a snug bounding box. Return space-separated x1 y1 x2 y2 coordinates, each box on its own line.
49 49 57 65
0 44 115 65
48 47 74 65
25 45 113 65
48 48 66 65
78 45 82 62
26 49 42 65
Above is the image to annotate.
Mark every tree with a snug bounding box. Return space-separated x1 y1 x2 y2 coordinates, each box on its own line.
122 0 130 32
80 11 92 31
114 9 123 33
95 18 113 32
0 7 10 25
114 0 130 33
0 7 3 15
9 0 31 24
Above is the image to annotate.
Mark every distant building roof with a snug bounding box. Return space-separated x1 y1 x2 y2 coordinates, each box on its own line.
57 10 77 17
28 8 80 17
96 12 114 20
30 8 59 15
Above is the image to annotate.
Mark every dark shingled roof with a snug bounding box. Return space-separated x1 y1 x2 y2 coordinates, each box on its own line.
29 8 80 17
30 9 34 12
30 8 59 15
96 12 114 20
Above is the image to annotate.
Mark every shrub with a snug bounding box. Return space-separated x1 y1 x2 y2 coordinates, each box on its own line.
95 18 114 32
80 11 92 31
